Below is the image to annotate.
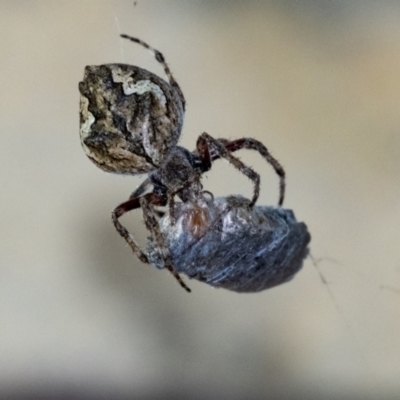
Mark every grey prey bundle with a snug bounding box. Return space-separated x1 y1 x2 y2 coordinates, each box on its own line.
147 196 310 292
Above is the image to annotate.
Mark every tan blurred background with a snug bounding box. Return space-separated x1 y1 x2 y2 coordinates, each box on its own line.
1 1 400 399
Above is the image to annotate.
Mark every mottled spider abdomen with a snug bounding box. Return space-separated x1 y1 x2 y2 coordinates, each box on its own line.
146 196 311 293
79 64 184 174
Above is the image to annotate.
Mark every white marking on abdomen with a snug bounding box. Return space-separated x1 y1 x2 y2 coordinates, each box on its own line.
111 68 166 106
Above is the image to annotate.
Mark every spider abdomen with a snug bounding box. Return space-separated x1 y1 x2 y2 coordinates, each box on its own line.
79 64 184 174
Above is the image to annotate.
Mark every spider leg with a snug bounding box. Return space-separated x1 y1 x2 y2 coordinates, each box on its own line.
112 196 150 264
197 132 260 207
168 194 177 225
129 178 152 200
120 34 186 110
112 193 190 292
215 138 286 206
140 194 191 292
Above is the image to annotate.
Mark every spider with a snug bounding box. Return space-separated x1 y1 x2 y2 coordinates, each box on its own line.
79 34 286 292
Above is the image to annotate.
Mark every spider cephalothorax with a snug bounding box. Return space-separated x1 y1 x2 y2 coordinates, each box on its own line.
79 35 289 292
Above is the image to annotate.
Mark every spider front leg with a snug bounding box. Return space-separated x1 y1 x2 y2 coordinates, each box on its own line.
219 138 285 206
129 178 152 200
140 194 191 292
112 193 190 292
197 132 261 207
112 196 150 264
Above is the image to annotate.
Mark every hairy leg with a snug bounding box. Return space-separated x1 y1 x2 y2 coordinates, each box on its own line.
201 136 285 206
197 132 260 207
120 34 186 110
140 194 191 292
129 178 152 200
112 196 153 264
222 138 285 206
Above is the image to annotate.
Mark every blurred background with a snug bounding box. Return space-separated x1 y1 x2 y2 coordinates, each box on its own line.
1 1 400 399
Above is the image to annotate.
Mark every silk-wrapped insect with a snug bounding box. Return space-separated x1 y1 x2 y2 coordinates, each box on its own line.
146 196 310 292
